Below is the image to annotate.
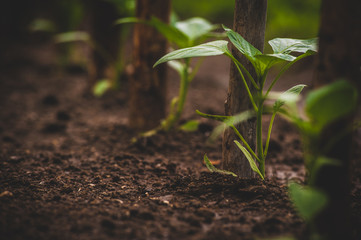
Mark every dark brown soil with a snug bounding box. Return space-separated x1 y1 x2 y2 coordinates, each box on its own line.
1 40 360 240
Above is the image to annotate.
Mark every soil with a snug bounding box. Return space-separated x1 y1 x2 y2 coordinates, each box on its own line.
1 39 361 240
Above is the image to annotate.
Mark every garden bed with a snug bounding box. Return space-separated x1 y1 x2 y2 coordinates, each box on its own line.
1 40 360 240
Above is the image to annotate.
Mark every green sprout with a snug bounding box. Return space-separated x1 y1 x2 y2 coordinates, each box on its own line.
154 26 317 179
280 80 358 239
117 16 224 131
279 80 357 184
30 0 135 97
53 30 122 96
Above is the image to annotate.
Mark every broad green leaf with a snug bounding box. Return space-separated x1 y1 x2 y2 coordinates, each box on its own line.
256 53 296 63
305 80 357 129
203 154 237 177
93 79 111 97
223 26 296 78
273 84 306 112
269 38 318 54
179 120 199 132
234 140 264 180
54 31 90 43
175 17 216 42
288 182 328 222
223 26 262 60
154 40 228 67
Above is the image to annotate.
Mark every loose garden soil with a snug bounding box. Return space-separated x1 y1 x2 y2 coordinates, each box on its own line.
1 39 361 240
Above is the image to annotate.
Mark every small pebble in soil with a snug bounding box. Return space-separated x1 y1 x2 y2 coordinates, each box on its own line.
0 191 13 198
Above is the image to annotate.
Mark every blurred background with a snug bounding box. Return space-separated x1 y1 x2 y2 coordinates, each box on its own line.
0 0 321 94
0 0 321 47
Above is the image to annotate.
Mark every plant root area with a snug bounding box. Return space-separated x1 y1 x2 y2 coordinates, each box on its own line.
1 41 361 240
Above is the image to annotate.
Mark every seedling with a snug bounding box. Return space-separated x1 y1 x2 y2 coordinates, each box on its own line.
53 31 122 96
30 0 135 97
154 26 317 179
281 80 357 239
278 80 357 183
118 16 224 131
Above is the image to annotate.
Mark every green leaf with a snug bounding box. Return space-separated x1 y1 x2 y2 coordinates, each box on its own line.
309 157 341 184
223 26 262 61
54 31 90 43
305 80 358 129
222 110 256 127
253 54 296 76
198 110 255 142
115 17 189 48
167 60 185 77
149 17 189 48
179 120 199 132
154 40 228 67
269 38 318 54
288 182 328 222
93 79 111 97
234 141 264 180
114 17 143 25
175 17 216 43
273 84 306 112
223 26 301 78
196 110 230 122
223 26 264 76
203 154 237 177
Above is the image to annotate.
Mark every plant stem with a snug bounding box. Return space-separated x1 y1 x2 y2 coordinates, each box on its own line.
175 59 190 119
189 58 204 81
264 53 311 99
257 99 265 176
233 61 258 112
227 53 259 90
163 59 190 130
264 112 276 159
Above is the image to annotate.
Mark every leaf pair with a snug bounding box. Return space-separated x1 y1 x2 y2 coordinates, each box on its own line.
154 26 317 83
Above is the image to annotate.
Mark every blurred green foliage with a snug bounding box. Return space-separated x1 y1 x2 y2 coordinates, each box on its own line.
173 0 234 25
104 0 135 16
266 0 321 40
173 0 321 42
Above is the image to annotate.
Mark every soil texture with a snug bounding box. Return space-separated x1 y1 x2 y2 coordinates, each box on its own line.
1 40 361 240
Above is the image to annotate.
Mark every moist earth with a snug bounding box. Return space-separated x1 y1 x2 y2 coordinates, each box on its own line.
1 40 360 240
